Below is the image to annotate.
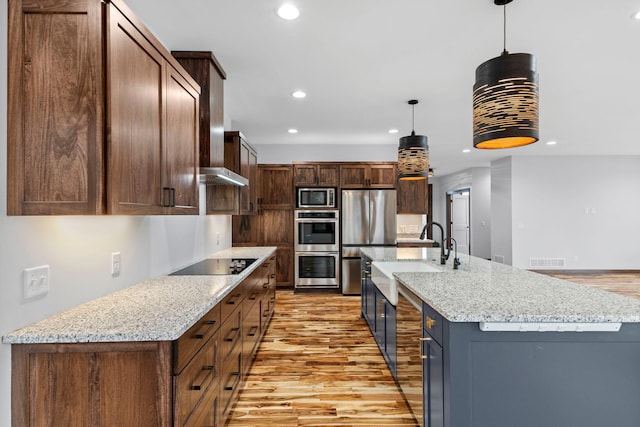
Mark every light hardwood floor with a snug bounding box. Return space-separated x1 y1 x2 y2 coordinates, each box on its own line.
545 272 640 300
227 273 640 426
226 290 417 427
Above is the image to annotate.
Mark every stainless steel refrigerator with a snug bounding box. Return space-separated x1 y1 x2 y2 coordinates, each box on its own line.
341 189 397 295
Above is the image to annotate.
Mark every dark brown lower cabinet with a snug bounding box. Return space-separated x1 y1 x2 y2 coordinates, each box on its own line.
10 256 276 427
11 342 173 427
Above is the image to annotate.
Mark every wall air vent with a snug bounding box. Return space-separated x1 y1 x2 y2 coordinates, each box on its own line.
493 255 505 264
529 258 566 269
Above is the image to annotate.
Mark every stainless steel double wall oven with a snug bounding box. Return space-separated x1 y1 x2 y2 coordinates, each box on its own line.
294 209 340 289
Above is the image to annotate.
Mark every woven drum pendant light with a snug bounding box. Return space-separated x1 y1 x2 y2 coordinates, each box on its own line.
473 0 539 149
398 100 429 180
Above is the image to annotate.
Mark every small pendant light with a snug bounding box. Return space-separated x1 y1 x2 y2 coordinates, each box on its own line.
473 0 539 149
398 100 429 180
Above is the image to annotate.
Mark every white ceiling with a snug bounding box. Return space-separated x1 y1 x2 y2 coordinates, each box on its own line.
125 0 640 176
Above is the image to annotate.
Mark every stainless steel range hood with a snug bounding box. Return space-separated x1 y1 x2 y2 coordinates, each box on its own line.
199 167 248 186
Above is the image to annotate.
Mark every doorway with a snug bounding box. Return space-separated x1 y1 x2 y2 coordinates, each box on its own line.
446 189 470 255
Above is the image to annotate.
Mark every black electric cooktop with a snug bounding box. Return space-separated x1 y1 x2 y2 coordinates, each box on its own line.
170 258 257 276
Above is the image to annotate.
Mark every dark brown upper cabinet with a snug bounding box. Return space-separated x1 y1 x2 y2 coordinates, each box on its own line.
397 178 429 214
172 51 236 215
8 0 200 215
339 163 397 189
293 163 339 187
259 165 294 208
224 131 258 215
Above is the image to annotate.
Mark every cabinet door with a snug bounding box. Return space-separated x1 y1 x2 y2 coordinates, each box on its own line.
232 215 262 244
239 141 251 214
8 0 104 215
374 288 386 348
275 246 294 287
340 164 369 188
398 178 428 214
239 140 258 215
164 65 199 214
364 273 376 331
370 164 397 188
261 209 293 245
293 165 318 186
248 148 259 213
107 5 164 214
424 336 444 427
385 302 397 377
317 164 339 186
260 166 293 208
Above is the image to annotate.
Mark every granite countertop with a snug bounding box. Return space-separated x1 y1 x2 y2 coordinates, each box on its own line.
361 247 640 324
2 247 277 345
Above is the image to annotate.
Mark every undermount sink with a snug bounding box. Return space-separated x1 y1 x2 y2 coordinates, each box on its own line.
371 261 442 305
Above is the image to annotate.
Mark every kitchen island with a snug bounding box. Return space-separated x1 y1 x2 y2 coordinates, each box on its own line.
3 246 277 427
361 247 640 427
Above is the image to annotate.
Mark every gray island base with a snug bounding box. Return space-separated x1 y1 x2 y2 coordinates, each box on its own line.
441 318 640 427
361 247 640 427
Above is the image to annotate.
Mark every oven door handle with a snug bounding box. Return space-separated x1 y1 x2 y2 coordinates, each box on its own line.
295 252 339 256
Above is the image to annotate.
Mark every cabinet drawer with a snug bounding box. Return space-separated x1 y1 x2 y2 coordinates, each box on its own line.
220 350 242 419
243 278 261 317
423 303 443 345
221 289 244 320
220 309 242 364
174 304 221 374
243 299 262 373
185 382 219 427
174 333 218 426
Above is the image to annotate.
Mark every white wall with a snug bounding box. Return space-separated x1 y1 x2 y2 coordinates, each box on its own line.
256 143 397 164
510 156 640 269
490 157 513 265
0 5 232 424
431 167 491 259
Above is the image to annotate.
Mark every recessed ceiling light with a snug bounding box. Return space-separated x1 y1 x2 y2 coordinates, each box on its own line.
634 10 640 20
462 149 471 153
388 129 399 134
288 128 298 134
291 90 306 99
546 140 558 145
277 4 299 20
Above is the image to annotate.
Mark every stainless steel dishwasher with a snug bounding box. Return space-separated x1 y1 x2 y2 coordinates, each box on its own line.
396 282 424 427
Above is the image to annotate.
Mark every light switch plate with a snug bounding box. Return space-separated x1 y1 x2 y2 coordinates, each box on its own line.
111 252 121 276
23 265 50 299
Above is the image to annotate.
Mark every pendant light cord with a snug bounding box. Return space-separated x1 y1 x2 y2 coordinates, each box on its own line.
502 4 508 54
411 104 415 134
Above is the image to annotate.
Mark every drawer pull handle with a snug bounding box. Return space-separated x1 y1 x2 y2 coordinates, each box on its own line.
193 320 216 339
263 310 269 318
224 327 240 342
270 274 276 279
420 337 432 342
263 283 269 289
249 291 259 301
224 372 240 391
248 325 258 337
227 293 241 305
190 365 214 391
426 316 437 329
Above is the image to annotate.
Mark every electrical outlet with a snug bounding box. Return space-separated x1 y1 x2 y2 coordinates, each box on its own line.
23 265 50 299
216 232 220 245
111 252 121 276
